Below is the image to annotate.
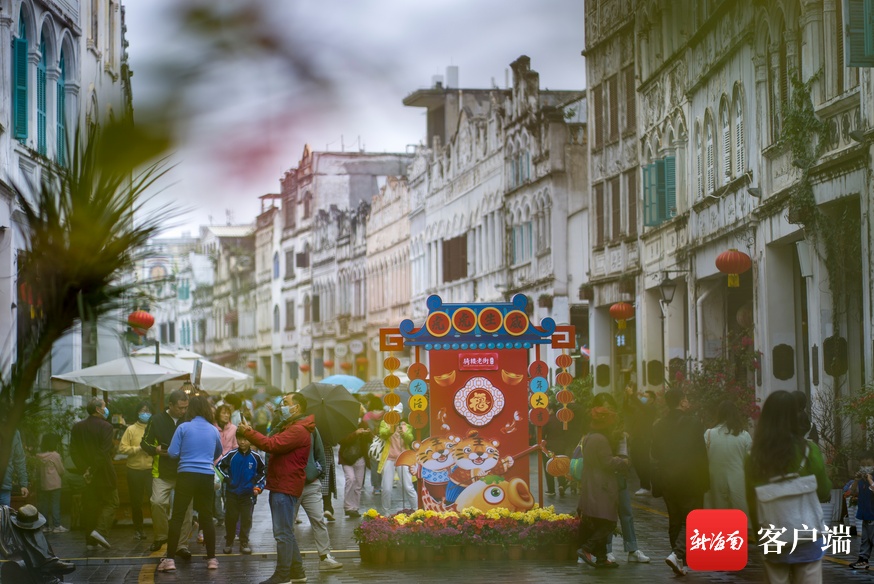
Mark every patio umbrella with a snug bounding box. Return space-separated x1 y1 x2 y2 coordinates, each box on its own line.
299 382 360 445
319 374 365 393
131 354 254 393
52 358 190 393
356 378 410 394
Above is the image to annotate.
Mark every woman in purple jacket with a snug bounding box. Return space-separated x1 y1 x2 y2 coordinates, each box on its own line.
157 392 222 573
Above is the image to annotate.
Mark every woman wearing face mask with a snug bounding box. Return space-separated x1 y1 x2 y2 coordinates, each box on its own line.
118 401 155 540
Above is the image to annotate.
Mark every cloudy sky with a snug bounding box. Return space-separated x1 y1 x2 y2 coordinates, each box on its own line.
124 0 587 236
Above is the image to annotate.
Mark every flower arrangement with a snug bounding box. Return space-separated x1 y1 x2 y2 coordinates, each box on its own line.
354 506 578 550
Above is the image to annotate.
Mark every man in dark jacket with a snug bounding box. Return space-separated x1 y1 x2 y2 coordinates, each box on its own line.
140 389 193 556
70 398 117 550
239 392 313 584
651 388 709 576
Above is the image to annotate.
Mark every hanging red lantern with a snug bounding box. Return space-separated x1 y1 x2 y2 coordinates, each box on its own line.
128 310 155 336
299 363 311 373
246 361 257 369
716 248 752 288
340 361 353 371
323 360 334 369
356 357 369 365
609 302 634 330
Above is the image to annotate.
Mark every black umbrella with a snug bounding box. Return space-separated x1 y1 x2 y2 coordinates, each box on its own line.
299 383 360 445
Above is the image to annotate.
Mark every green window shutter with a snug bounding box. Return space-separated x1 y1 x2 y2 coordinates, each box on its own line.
37 41 46 156
13 36 28 143
664 156 676 219
643 164 660 226
848 0 874 66
57 54 66 166
654 159 667 224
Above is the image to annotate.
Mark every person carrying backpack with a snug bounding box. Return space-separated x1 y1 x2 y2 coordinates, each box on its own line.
746 390 832 583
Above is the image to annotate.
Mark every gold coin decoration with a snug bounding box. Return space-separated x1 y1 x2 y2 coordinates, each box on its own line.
409 395 428 411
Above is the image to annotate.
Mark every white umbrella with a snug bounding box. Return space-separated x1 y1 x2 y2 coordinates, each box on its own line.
130 346 205 360
131 354 253 393
52 358 190 393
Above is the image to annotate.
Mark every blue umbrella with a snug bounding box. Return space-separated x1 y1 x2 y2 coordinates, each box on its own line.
319 374 365 392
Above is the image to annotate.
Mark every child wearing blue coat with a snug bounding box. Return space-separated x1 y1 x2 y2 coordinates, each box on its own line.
217 435 266 555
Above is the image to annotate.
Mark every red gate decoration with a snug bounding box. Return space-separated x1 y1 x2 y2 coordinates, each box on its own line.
381 294 575 514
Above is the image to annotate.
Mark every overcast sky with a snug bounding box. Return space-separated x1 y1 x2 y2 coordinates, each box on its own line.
124 0 587 236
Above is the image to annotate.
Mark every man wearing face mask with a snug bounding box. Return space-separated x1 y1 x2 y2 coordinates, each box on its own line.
118 401 154 540
238 392 315 584
70 397 118 550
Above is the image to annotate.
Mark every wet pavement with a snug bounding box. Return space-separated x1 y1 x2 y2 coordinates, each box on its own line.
23 455 866 583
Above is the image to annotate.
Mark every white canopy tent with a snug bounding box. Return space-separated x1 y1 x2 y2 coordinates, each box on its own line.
131 354 253 394
51 358 190 393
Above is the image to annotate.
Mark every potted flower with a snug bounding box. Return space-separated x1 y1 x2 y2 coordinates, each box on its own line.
353 514 395 564
578 283 594 301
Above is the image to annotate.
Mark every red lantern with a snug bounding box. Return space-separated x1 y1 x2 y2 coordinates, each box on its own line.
299 363 311 373
609 302 634 330
323 360 334 369
716 248 752 288
356 357 369 365
128 310 155 336
246 361 257 369
340 361 353 371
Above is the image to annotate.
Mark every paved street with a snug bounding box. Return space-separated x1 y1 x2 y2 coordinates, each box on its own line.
35 456 861 583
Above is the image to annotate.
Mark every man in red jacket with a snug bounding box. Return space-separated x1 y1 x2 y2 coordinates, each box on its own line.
239 393 313 584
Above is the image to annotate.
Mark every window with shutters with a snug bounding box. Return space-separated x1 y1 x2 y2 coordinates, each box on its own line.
296 244 310 268
273 305 280 332
286 300 295 330
846 0 874 66
312 294 320 323
442 234 468 282
733 88 745 173
607 75 618 142
836 1 845 91
593 84 603 149
303 192 313 218
285 195 296 228
285 250 295 280
13 14 28 144
642 156 677 227
720 100 731 181
303 295 311 324
272 252 279 279
695 123 702 200
626 171 638 237
705 118 715 193
37 38 46 156
57 51 67 166
610 176 621 239
594 183 605 246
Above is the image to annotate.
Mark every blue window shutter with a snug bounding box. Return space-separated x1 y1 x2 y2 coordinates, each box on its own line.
655 159 667 223
664 156 676 219
37 40 46 155
13 34 28 143
57 54 66 166
848 0 874 66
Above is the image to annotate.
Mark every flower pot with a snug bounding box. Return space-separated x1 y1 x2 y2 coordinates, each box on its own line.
419 545 436 563
464 545 482 561
487 543 504 560
523 546 538 560
371 545 388 565
405 545 419 563
552 542 571 562
443 544 462 562
507 544 524 560
391 545 406 564
359 543 371 563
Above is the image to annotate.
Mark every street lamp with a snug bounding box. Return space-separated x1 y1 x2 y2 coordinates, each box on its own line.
658 274 678 306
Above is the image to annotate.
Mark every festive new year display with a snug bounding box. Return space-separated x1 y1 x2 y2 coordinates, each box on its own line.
380 294 575 514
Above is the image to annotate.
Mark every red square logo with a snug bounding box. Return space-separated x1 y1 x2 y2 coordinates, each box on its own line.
685 509 748 571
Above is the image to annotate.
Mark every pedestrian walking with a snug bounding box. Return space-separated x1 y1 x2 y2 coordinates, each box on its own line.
35 433 66 533
848 451 874 569
624 383 657 496
704 400 752 514
237 392 315 584
746 390 831 583
217 434 265 555
0 430 28 506
117 401 154 540
577 405 628 569
70 398 117 550
338 421 370 518
214 404 238 528
362 396 384 495
157 391 223 573
651 388 709 576
140 389 194 557
321 442 337 521
377 406 416 513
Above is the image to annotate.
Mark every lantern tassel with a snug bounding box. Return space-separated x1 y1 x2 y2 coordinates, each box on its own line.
728 274 739 287
618 319 626 330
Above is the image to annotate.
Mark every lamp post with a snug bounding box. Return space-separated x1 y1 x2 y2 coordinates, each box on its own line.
658 274 678 386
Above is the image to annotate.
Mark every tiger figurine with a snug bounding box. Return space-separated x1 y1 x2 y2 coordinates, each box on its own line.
444 431 514 504
395 434 458 502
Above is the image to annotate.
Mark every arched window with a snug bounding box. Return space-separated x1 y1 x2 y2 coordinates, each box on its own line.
273 305 280 332
272 252 279 279
720 100 731 180
13 12 28 143
734 87 744 173
37 36 47 155
57 50 67 166
705 116 715 193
